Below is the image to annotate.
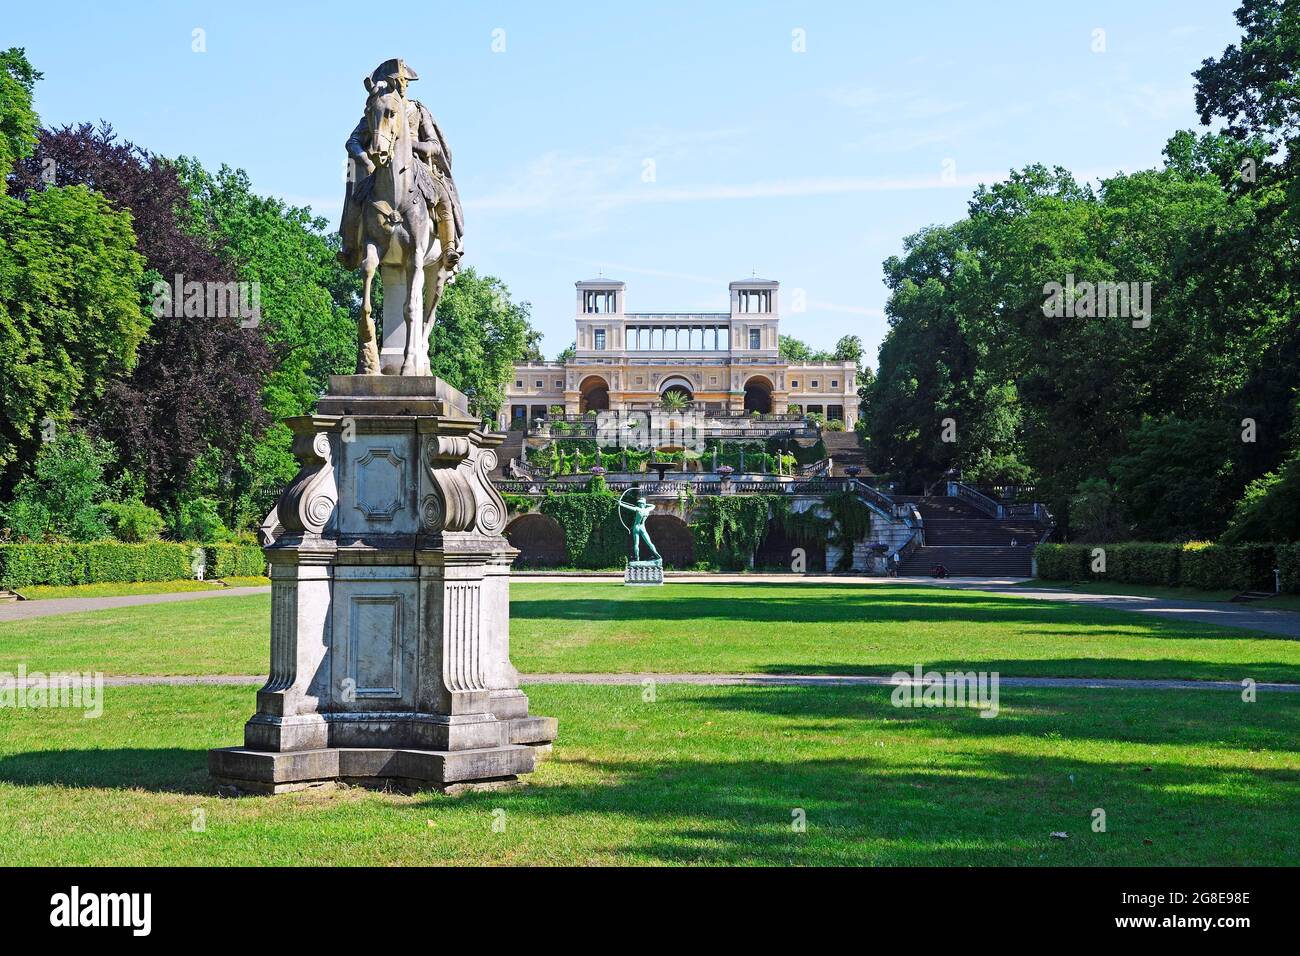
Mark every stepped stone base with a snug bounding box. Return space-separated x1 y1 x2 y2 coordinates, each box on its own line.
210 744 536 795
211 712 557 795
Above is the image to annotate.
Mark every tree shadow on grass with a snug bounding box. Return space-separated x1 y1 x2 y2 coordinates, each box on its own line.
673 684 1300 754
4 743 1291 865
1 683 1296 866
433 747 1300 865
755 658 1300 683
0 747 211 794
512 593 1282 642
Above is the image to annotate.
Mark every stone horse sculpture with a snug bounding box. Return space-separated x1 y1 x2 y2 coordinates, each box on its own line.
342 60 462 376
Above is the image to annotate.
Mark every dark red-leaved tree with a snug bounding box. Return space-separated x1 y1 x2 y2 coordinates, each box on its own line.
11 123 271 509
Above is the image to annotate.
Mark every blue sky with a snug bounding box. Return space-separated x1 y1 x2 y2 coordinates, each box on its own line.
11 0 1241 364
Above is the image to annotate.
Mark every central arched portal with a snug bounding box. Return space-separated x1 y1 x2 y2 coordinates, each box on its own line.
658 376 694 407
579 375 610 413
743 375 773 414
645 514 695 568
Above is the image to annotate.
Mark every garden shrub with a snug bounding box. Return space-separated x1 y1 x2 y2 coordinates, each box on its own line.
1036 540 1279 591
0 541 195 588
173 496 229 544
101 497 166 542
0 429 116 542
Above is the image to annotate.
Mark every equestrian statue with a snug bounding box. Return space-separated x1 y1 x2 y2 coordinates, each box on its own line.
338 58 464 376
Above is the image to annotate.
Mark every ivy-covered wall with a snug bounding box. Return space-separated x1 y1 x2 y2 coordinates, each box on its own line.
690 496 779 570
505 481 877 572
537 489 629 569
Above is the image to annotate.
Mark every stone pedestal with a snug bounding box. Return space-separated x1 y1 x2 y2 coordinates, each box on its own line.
209 375 556 794
624 559 664 586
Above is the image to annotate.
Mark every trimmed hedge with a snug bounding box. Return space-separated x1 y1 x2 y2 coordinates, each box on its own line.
0 542 197 589
1179 542 1274 592
1107 543 1182 586
1278 544 1300 593
1033 543 1093 581
205 544 267 579
1034 540 1280 591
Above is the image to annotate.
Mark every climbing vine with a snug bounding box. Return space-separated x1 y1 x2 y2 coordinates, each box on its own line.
501 492 538 514
689 495 781 570
774 503 832 544
793 491 877 572
821 492 874 545
537 489 628 568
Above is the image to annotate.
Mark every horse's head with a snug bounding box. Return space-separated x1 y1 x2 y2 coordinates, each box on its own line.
363 78 404 168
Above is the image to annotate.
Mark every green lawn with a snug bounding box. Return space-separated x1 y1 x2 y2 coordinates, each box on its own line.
2 582 1298 682
0 595 269 676
0 682 1293 866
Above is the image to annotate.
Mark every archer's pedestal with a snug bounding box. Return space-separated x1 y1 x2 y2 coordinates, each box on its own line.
209 375 556 794
624 559 664 586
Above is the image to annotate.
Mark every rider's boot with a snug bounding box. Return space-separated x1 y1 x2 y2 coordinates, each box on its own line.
436 207 459 265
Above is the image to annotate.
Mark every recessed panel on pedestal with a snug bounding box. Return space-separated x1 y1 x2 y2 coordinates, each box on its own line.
332 574 418 708
349 594 402 698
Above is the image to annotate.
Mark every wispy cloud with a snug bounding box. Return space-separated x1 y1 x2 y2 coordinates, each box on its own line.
469 165 1010 214
825 83 1034 155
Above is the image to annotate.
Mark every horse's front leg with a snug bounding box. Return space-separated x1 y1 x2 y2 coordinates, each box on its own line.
399 257 422 376
422 260 446 355
358 243 381 374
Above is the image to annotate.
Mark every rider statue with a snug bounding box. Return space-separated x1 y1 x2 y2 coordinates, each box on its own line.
619 495 661 562
338 58 463 273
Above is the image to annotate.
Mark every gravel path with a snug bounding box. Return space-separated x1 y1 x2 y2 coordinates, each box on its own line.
932 582 1300 639
0 586 272 622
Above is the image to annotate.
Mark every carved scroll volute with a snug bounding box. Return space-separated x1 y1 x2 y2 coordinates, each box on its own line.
472 447 507 535
277 429 338 534
421 435 506 536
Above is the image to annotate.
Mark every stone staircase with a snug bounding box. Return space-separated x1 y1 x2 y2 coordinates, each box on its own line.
895 496 1044 577
492 428 526 478
821 429 871 477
